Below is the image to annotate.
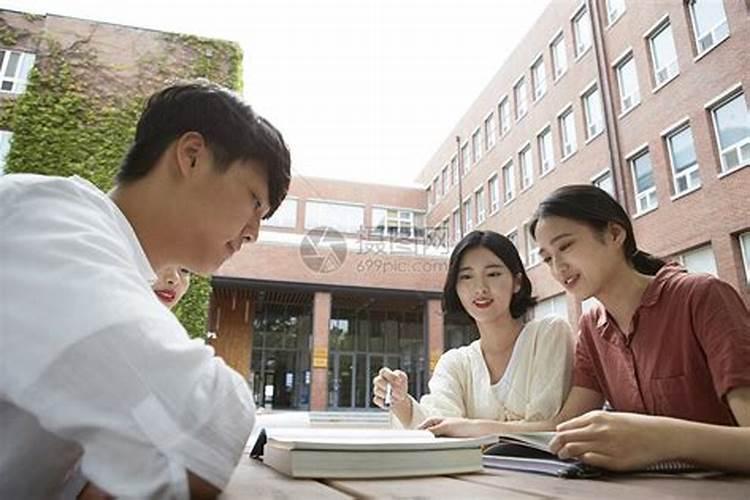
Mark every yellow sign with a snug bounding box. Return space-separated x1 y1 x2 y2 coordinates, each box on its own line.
312 347 328 369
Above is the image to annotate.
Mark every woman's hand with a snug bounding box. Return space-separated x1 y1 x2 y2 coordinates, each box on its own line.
418 417 489 437
371 367 409 410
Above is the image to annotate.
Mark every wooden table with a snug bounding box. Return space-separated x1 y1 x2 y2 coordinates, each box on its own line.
222 455 750 499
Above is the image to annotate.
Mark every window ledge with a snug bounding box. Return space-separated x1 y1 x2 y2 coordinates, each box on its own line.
633 204 659 219
553 70 568 84
617 101 641 120
670 184 701 202
533 91 547 104
693 33 730 63
516 111 528 123
489 207 500 216
504 197 516 207
540 167 556 179
605 11 626 30
520 184 533 194
561 150 577 163
717 162 749 180
574 46 592 62
652 72 680 94
585 129 604 145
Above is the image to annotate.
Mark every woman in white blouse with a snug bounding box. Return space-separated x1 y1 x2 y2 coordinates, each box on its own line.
372 230 574 431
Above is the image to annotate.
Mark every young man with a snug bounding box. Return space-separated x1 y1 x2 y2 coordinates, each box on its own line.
0 82 291 498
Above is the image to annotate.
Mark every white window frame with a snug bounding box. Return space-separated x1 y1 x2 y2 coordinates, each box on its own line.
591 168 614 196
525 223 541 267
461 141 471 174
557 105 577 159
441 165 449 195
0 49 36 95
519 143 533 190
426 186 433 209
614 51 640 114
688 0 730 57
0 130 12 175
463 198 473 233
451 208 461 244
709 90 750 174
606 0 626 27
537 125 554 176
450 155 458 187
471 127 482 164
572 4 593 59
514 76 528 121
647 20 679 89
502 159 515 204
484 111 497 151
665 124 701 196
475 187 486 224
629 149 658 214
582 83 604 140
499 96 511 135
265 197 298 228
488 174 500 214
739 232 750 286
531 54 546 101
550 31 568 81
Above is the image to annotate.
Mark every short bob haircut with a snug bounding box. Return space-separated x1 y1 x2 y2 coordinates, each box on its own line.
117 80 291 218
443 230 536 319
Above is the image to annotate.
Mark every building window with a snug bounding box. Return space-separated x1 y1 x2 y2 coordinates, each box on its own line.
606 0 626 26
550 32 567 80
538 127 554 176
525 223 541 267
592 169 614 196
450 155 458 187
615 54 640 114
648 21 679 88
372 208 424 238
507 230 518 249
519 145 533 190
514 77 528 120
0 130 12 175
689 0 729 55
559 107 577 158
739 232 750 285
265 198 297 228
531 56 546 101
488 174 500 214
666 125 701 195
305 201 364 233
534 293 567 320
583 85 604 139
499 97 511 135
573 5 593 58
484 113 497 150
630 150 657 214
676 244 718 276
502 160 515 203
441 165 449 194
471 128 482 164
461 142 470 174
451 209 461 244
463 199 473 233
475 188 486 224
433 177 441 199
426 186 433 208
711 90 750 173
0 50 35 94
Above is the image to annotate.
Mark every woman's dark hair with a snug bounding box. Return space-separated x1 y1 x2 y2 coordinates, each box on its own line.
117 80 291 218
443 231 536 319
529 185 665 275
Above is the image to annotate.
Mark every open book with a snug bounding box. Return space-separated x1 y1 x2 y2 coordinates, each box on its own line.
251 427 497 479
483 432 702 479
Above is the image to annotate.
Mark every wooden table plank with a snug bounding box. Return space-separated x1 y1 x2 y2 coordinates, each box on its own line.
221 457 352 499
324 473 544 499
462 469 750 500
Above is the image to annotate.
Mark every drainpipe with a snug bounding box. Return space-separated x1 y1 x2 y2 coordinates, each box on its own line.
456 135 465 238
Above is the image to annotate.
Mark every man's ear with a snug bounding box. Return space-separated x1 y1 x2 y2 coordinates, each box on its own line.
174 131 206 178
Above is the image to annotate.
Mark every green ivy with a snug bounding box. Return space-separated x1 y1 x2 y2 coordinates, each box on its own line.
3 31 244 338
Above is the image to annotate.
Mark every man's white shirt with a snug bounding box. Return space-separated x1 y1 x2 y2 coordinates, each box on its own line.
0 174 255 498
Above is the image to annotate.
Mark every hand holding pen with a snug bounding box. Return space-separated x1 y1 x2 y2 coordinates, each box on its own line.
371 367 408 410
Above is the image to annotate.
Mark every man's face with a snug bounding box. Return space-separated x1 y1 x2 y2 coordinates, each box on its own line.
178 155 270 275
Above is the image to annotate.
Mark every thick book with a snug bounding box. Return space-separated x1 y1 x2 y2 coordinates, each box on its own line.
251 427 497 479
483 432 702 479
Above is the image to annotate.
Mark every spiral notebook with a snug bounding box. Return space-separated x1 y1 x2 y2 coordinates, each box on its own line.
482 432 704 479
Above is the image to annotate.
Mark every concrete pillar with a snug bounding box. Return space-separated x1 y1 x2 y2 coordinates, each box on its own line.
310 291 331 410
426 298 444 375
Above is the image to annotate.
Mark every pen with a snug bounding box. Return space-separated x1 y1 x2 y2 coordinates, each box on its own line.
384 382 392 408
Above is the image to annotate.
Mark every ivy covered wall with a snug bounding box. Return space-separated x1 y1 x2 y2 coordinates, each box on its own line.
0 11 243 338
